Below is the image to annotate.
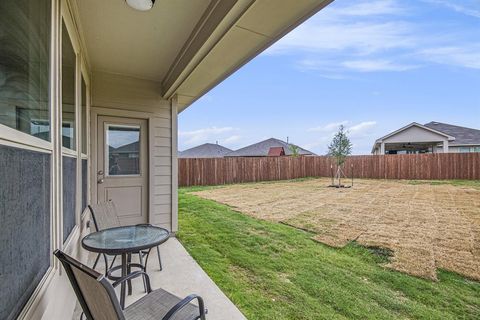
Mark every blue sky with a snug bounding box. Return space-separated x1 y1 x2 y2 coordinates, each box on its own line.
178 0 480 155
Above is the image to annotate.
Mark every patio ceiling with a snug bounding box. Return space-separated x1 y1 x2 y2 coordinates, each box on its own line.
75 0 333 111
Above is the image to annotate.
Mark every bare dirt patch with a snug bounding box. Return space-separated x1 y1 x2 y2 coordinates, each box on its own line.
192 178 480 280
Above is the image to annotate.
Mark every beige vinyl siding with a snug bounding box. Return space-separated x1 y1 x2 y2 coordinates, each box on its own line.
91 72 174 230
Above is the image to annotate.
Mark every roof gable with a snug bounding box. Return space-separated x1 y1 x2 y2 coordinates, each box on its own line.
376 122 454 143
268 147 285 156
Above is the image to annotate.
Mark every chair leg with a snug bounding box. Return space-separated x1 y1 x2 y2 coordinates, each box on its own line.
92 253 101 269
138 252 148 293
144 248 152 270
156 245 162 271
127 253 132 295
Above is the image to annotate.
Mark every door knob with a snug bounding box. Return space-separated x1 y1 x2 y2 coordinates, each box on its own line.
97 178 104 184
97 170 104 175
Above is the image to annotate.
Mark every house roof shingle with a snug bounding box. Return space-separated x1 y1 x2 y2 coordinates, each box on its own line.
225 138 315 157
179 143 233 158
424 121 480 145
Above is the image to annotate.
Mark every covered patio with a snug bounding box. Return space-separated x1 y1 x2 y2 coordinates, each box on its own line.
73 238 246 320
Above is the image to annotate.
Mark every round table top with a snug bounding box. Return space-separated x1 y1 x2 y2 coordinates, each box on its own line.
82 225 170 255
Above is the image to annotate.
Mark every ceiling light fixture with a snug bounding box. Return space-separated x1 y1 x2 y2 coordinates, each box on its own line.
126 0 155 11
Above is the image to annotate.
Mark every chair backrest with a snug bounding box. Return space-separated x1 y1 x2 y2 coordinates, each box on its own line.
88 201 121 231
54 250 125 320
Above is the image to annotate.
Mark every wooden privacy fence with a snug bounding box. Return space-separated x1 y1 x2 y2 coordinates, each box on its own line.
178 153 480 187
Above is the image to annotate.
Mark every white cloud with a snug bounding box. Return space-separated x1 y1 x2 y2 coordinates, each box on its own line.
308 121 349 132
305 121 378 154
223 135 242 144
341 59 419 72
423 0 480 18
270 20 416 56
348 121 377 136
309 121 377 135
179 126 235 146
333 0 406 16
419 46 480 69
265 0 480 75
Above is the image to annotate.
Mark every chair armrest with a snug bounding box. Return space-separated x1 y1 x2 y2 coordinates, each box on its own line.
112 271 152 293
162 294 206 320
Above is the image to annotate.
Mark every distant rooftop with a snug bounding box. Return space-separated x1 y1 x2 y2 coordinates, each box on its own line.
225 138 315 157
179 143 233 158
424 121 480 145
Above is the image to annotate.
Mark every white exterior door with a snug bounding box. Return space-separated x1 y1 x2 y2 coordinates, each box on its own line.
96 116 148 225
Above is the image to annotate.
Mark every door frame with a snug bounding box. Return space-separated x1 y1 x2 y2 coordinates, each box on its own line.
90 107 154 224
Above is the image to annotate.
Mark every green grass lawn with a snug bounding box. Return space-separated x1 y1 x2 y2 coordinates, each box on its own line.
407 179 480 189
177 187 480 320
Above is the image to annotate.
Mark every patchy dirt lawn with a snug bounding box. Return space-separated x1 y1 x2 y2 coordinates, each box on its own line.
192 178 480 281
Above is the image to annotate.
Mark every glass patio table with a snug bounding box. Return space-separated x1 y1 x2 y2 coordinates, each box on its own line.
82 225 169 308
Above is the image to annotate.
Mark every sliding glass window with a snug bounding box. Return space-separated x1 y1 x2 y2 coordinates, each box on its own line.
62 21 76 150
0 0 51 140
81 75 88 214
0 1 51 319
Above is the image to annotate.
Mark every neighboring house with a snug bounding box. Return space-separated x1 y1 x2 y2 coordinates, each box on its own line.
179 143 232 158
372 122 480 154
226 138 315 157
0 1 333 319
109 141 140 175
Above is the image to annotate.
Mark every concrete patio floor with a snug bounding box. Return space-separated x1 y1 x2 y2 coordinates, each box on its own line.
73 237 246 320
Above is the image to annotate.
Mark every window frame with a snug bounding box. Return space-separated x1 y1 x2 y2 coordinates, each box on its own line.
79 64 90 219
104 123 142 177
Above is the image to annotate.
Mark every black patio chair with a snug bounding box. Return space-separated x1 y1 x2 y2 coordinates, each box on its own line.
54 250 207 320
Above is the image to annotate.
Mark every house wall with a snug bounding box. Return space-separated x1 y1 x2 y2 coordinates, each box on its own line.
90 71 176 231
373 125 450 155
382 125 448 144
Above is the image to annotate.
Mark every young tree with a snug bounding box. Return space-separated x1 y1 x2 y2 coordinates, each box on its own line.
328 125 352 185
289 144 300 157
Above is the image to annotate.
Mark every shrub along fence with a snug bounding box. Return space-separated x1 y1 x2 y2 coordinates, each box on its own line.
178 153 480 187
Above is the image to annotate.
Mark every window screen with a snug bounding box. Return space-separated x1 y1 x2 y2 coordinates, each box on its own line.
82 159 88 214
0 145 51 320
63 156 77 241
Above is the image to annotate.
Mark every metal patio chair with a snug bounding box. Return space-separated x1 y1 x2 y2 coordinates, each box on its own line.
88 202 122 273
54 250 207 320
89 201 164 272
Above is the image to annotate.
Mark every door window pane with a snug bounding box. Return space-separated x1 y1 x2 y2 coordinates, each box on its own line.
62 21 76 150
0 0 51 140
107 125 140 175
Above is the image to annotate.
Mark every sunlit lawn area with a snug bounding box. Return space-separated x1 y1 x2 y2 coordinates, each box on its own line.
177 185 480 320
